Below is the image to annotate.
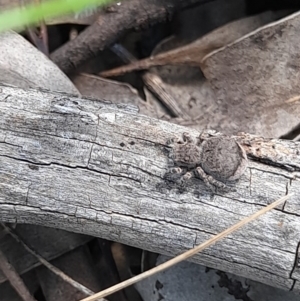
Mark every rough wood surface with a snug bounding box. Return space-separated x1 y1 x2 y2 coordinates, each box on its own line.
0 84 300 292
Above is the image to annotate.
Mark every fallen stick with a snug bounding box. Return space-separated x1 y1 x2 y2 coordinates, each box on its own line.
0 84 300 291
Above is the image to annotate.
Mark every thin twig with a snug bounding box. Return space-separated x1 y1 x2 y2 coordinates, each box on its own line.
110 43 187 118
26 26 49 56
142 72 187 118
0 248 37 301
0 224 108 301
100 51 182 78
20 0 49 56
79 194 290 301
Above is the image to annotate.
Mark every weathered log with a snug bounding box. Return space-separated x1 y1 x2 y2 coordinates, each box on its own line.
0 84 300 292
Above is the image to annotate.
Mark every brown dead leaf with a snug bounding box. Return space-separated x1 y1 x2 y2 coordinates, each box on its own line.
72 73 158 118
145 10 292 136
201 10 300 137
36 246 102 301
0 225 91 284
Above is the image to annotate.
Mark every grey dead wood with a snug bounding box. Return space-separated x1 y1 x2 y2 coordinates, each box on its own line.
0 84 300 293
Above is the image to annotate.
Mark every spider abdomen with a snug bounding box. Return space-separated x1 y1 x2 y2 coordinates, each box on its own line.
200 137 247 182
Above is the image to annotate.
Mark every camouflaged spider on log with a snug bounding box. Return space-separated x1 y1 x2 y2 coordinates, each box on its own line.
168 132 248 191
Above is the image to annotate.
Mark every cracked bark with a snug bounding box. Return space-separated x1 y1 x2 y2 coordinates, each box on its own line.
0 84 300 292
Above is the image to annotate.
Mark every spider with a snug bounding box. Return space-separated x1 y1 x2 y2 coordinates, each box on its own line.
168 132 248 191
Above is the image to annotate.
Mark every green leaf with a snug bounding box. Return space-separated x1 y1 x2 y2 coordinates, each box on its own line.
0 0 116 32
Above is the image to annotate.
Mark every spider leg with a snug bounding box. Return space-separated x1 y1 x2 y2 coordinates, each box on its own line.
168 167 194 185
168 132 194 146
175 171 193 186
169 167 182 174
167 167 184 181
181 171 193 181
195 166 227 191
